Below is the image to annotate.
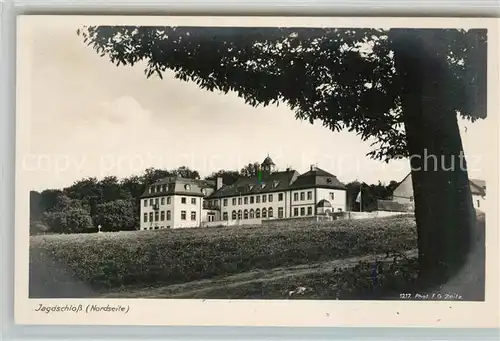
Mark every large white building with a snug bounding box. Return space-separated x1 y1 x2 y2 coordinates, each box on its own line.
139 156 348 230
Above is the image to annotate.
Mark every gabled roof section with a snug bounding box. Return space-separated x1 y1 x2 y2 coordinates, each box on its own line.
207 170 299 198
394 172 486 197
289 167 347 190
261 155 275 167
396 172 412 186
141 176 214 198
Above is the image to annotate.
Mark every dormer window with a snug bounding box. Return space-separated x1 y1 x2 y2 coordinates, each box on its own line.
326 178 332 184
151 186 155 193
261 183 266 189
162 184 167 192
156 185 161 192
273 181 279 188
248 185 254 191
185 184 191 191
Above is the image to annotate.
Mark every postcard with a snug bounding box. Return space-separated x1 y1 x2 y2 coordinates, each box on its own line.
15 15 499 327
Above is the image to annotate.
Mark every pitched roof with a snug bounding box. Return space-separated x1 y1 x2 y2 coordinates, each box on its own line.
289 167 347 190
207 170 299 199
140 176 212 198
261 156 275 166
395 173 412 186
395 173 486 197
140 164 347 200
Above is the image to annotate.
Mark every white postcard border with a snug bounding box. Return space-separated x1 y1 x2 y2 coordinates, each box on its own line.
15 15 500 327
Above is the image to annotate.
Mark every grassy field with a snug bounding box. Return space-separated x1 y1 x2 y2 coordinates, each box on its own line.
30 215 420 299
30 213 485 300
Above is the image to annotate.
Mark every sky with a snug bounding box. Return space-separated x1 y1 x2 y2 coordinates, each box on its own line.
23 20 489 191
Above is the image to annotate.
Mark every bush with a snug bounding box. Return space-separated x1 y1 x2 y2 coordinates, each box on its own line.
30 216 417 292
42 208 93 234
93 199 136 232
30 220 50 235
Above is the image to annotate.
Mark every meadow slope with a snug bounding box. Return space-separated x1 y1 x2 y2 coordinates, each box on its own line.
30 215 418 298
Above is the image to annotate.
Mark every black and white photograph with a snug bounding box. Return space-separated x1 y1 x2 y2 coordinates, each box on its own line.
15 16 498 327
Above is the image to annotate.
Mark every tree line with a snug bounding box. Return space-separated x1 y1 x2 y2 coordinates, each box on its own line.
29 164 400 235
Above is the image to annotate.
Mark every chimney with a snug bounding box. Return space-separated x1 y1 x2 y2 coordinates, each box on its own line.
310 164 315 171
216 176 223 190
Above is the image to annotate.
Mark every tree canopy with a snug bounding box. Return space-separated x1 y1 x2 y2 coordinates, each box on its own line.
77 25 488 287
78 26 486 161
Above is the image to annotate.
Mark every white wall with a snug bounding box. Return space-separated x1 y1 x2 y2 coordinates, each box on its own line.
140 195 204 230
337 211 410 220
172 195 203 229
316 188 347 212
140 196 176 230
392 175 413 200
289 189 315 217
284 191 292 218
373 211 410 218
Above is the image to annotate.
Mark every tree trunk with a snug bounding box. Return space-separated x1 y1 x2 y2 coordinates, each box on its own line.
389 29 477 289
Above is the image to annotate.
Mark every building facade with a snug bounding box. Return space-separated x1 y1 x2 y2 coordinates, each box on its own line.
391 173 416 211
139 156 348 230
391 172 486 212
139 177 215 230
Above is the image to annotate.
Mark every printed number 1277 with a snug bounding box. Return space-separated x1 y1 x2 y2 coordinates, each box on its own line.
400 293 412 299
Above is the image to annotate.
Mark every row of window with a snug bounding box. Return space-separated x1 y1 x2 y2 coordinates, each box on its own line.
294 191 313 201
149 183 196 194
220 206 317 220
144 210 170 222
144 205 343 224
142 225 171 230
293 206 314 217
239 181 280 193
292 191 335 201
222 193 281 206
143 210 197 222
149 184 168 193
145 191 336 209
144 197 196 207
211 191 335 208
222 207 281 220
